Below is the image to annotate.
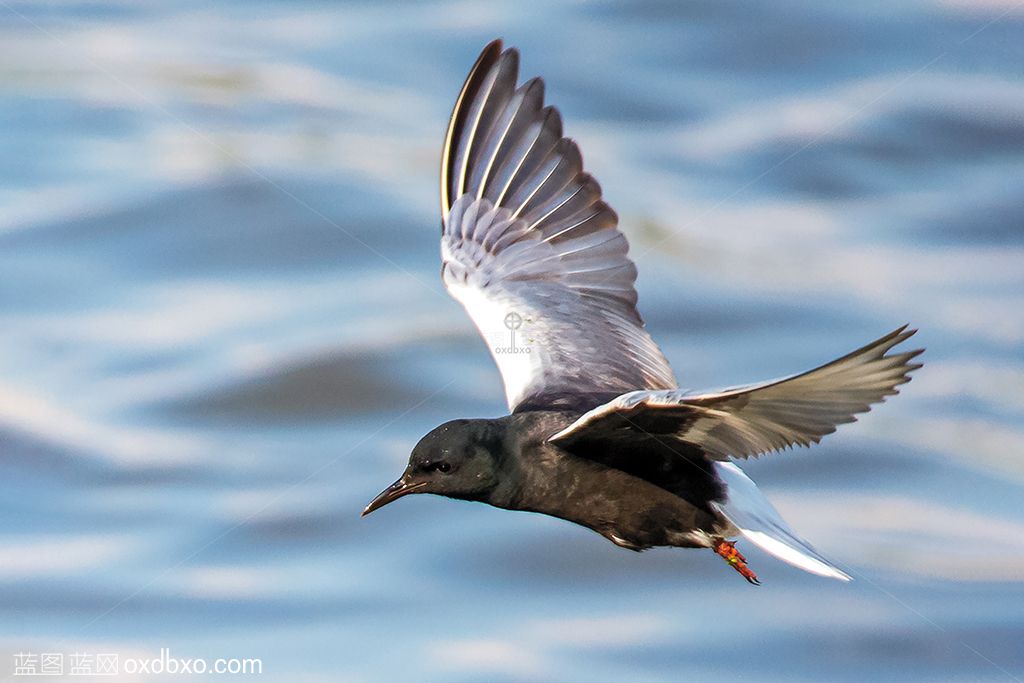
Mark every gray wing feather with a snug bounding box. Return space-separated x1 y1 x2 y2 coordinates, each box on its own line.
443 42 617 247
440 41 674 411
549 327 923 459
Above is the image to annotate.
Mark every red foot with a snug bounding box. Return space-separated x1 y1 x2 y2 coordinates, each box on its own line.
714 539 760 585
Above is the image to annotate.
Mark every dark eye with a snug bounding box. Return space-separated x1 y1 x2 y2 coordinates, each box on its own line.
436 462 451 473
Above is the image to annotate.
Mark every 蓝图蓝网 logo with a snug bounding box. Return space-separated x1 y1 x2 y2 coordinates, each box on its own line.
494 311 533 354
12 648 262 676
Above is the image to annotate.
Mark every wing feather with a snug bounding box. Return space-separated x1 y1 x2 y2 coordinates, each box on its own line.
439 41 675 412
549 327 923 459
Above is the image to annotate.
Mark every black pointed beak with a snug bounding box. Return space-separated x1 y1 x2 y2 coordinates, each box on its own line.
361 478 426 517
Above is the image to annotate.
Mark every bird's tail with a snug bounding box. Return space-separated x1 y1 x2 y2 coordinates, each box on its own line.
711 462 852 581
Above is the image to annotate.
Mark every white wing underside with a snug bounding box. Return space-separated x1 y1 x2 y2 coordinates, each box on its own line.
445 277 542 410
714 462 851 581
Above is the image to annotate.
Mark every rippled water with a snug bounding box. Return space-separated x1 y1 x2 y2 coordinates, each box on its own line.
2 1 1023 681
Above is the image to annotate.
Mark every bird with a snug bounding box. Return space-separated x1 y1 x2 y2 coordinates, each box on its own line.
361 39 923 584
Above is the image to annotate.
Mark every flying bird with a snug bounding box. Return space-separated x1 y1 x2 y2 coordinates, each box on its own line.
361 40 923 584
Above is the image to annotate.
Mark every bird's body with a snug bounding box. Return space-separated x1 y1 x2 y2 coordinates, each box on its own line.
439 412 725 551
362 39 923 584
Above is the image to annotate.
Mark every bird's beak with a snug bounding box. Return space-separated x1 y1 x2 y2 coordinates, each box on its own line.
361 478 426 517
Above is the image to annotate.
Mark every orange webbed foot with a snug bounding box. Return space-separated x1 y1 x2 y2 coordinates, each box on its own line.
714 539 760 586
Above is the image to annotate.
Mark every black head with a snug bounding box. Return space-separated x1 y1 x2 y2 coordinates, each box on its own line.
361 418 504 516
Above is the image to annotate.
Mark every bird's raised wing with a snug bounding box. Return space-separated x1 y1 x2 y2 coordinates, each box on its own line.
440 40 675 412
549 327 923 459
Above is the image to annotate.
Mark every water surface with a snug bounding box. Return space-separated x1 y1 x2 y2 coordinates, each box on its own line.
1 1 1023 681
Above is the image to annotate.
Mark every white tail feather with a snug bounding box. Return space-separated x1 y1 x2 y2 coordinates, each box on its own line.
712 462 852 581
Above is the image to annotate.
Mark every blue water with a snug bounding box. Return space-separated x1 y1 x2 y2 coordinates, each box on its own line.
1 1 1023 681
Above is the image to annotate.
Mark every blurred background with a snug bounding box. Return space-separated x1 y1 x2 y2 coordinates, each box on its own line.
1 1 1023 681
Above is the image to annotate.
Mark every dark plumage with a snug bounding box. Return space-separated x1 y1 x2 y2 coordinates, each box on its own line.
364 413 724 552
361 40 923 584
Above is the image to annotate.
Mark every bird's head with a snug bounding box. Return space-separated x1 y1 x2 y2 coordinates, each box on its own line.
361 418 503 517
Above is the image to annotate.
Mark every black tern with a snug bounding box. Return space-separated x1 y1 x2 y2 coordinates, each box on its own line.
362 40 923 584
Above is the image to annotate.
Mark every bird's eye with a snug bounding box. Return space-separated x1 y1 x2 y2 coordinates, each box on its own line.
436 462 451 473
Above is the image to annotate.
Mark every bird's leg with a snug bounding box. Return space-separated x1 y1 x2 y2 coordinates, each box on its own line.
713 539 760 585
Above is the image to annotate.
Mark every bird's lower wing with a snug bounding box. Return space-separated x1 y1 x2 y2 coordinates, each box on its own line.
548 326 923 460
